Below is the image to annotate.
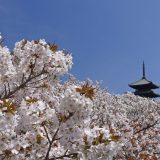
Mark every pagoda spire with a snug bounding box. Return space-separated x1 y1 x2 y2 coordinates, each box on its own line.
142 61 145 79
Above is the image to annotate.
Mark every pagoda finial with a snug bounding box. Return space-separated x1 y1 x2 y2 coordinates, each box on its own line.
142 61 145 79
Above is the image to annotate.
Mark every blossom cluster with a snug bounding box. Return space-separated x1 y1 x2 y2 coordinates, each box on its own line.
0 37 159 160
92 85 160 160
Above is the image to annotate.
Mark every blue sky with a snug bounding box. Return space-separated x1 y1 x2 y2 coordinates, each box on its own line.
1 0 160 94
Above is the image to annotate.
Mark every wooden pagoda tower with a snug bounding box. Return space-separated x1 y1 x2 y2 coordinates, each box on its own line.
129 62 160 98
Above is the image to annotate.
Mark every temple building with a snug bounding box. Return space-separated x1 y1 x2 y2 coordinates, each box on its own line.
129 62 160 98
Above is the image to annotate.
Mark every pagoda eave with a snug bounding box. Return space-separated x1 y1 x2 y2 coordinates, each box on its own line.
129 83 159 90
134 90 160 98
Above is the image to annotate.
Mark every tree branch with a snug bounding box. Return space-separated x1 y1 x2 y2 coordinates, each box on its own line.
44 124 60 160
0 63 47 100
134 120 158 135
43 125 51 145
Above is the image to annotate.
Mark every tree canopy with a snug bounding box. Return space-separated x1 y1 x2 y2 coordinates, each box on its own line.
0 36 159 160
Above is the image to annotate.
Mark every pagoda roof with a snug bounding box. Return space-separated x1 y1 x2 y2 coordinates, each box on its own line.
129 77 159 90
134 89 160 98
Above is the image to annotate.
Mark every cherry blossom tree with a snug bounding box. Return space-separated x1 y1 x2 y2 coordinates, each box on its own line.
0 33 159 160
92 87 160 160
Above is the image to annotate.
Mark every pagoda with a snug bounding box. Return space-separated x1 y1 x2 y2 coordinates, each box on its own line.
129 62 160 98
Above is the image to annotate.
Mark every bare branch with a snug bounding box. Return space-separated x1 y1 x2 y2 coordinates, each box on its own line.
134 120 159 135
43 125 51 145
21 73 25 83
4 85 7 97
28 76 48 85
7 82 10 94
44 125 60 160
0 64 47 100
154 152 160 155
